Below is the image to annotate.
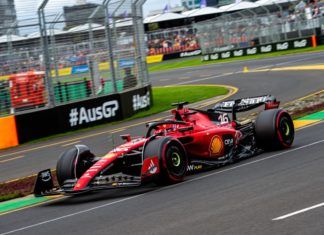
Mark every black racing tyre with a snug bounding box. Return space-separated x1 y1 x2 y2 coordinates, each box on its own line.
143 137 188 185
56 145 95 187
255 109 294 150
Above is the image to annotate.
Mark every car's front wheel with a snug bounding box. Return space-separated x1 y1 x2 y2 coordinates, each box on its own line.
56 145 95 187
143 137 188 185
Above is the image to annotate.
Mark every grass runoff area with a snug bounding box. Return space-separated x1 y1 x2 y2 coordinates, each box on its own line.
148 44 324 73
0 85 228 202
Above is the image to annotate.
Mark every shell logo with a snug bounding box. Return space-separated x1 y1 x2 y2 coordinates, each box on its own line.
210 135 223 156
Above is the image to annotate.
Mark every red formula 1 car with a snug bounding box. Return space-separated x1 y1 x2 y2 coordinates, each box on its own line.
34 95 294 196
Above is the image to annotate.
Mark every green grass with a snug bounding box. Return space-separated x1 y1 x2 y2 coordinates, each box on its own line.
147 45 324 73
128 85 228 120
0 193 23 202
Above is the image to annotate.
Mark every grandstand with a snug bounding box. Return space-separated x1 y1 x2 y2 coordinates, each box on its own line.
0 0 323 115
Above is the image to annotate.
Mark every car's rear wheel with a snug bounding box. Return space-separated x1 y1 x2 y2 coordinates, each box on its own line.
56 145 95 187
143 137 188 185
255 109 294 150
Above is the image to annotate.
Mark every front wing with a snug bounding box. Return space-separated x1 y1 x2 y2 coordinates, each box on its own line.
34 169 142 196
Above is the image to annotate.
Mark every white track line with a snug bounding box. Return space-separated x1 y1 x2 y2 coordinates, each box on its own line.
272 202 324 221
0 156 24 164
1 138 323 235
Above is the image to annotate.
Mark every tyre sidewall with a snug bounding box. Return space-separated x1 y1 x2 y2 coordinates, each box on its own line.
255 109 294 150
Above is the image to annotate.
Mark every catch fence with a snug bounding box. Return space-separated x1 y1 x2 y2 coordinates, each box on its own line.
195 1 323 54
0 0 148 116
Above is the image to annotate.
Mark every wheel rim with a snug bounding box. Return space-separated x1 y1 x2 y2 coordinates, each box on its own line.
166 146 186 177
171 152 181 167
279 116 294 145
284 122 290 136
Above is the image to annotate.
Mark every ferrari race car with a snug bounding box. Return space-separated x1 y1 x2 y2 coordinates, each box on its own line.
34 95 294 196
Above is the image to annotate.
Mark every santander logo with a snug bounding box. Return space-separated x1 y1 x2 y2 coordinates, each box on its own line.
148 160 158 174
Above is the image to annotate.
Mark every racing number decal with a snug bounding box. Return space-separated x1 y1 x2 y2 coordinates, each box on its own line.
218 113 230 124
210 136 224 156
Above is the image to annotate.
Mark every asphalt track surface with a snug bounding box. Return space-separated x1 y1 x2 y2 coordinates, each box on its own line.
0 51 324 234
1 122 323 235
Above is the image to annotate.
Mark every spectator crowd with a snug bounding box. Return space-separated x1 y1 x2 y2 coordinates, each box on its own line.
147 29 200 55
0 0 323 77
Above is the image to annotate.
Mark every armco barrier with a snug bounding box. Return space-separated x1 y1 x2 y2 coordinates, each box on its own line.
202 37 314 61
15 85 152 144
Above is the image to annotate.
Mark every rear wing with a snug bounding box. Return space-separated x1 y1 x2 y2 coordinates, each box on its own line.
211 95 280 120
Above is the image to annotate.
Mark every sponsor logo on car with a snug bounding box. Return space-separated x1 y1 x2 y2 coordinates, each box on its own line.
41 170 51 182
210 135 224 156
216 95 269 108
141 156 160 177
148 160 158 174
240 96 269 105
224 138 233 146
69 100 119 127
133 91 150 112
223 135 234 154
187 164 203 171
